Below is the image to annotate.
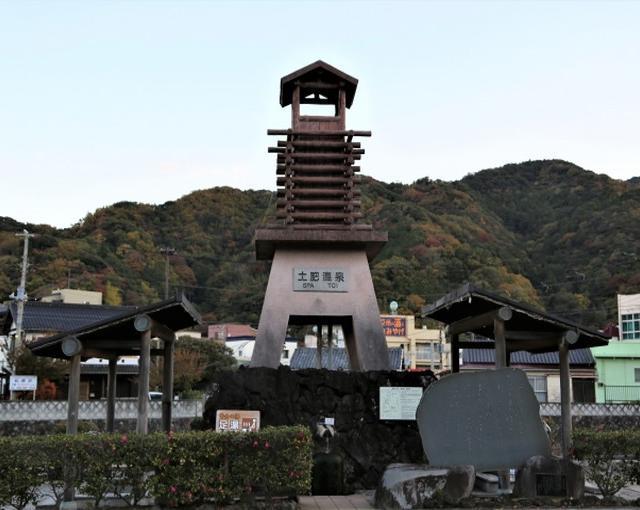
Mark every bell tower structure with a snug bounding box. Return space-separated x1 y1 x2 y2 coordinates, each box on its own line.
251 61 390 370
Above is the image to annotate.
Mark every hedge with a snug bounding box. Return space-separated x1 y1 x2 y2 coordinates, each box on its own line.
573 428 640 497
0 426 312 509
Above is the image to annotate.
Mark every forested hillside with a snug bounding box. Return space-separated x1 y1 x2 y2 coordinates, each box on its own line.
1 160 637 329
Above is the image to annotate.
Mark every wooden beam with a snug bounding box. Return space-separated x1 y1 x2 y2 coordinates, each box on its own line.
447 307 513 336
267 129 371 137
278 188 361 197
277 199 360 208
277 152 361 160
162 339 174 433
278 140 362 148
457 341 495 349
505 330 565 342
106 358 117 432
151 319 176 343
276 164 361 173
136 329 151 435
276 211 364 220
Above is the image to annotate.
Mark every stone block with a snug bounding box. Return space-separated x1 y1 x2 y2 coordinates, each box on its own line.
375 463 475 509
512 455 584 500
474 472 499 493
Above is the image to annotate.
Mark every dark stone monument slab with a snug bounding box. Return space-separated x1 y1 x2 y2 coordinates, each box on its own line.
415 368 551 471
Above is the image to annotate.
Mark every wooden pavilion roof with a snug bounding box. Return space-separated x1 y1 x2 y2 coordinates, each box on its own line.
280 60 359 108
422 283 609 353
29 294 201 359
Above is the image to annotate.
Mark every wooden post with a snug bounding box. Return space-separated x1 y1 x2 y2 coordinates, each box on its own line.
67 354 81 435
494 319 507 369
162 335 175 433
137 329 151 435
327 324 333 371
559 340 572 460
292 85 300 128
316 323 323 369
64 353 81 503
106 357 118 432
450 333 460 373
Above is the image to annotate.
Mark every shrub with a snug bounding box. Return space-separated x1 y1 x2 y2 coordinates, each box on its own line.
573 428 640 497
0 426 312 508
0 436 45 510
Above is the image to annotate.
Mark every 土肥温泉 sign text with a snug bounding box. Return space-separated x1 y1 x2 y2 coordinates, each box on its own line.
293 268 348 292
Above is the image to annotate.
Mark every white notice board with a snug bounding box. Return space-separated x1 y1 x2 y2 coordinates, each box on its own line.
379 387 423 420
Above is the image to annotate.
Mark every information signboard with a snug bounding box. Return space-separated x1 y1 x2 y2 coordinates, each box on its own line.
292 268 348 292
10 375 38 392
215 410 260 432
379 386 423 420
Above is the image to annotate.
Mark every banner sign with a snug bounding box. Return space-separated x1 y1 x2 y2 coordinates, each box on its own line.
380 316 407 336
215 410 260 432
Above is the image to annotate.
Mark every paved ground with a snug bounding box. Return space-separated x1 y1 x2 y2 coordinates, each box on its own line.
299 494 375 509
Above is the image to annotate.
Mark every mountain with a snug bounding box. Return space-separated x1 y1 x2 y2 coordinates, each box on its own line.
1 160 637 329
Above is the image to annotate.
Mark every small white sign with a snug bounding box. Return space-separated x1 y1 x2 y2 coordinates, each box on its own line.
379 387 424 420
324 417 335 426
10 375 38 392
293 268 348 292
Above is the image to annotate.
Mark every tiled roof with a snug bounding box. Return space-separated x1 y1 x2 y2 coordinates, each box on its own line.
462 347 595 367
226 324 257 339
9 301 133 334
290 347 403 370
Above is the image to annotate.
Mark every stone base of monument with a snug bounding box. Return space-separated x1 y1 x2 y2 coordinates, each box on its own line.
375 463 475 509
474 472 499 493
512 455 584 500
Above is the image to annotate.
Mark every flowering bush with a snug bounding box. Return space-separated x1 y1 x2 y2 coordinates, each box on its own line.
573 428 640 497
0 426 312 509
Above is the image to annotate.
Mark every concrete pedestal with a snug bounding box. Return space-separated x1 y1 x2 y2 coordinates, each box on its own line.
251 248 390 371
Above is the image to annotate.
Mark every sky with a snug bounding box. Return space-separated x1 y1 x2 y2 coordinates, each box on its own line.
1 0 639 228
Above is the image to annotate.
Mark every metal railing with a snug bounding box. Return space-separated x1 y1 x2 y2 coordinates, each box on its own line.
0 399 203 422
603 385 640 404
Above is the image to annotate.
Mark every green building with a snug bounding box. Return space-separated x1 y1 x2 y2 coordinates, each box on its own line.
592 294 640 403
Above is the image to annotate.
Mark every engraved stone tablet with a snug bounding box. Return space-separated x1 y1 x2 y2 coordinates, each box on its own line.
416 368 551 471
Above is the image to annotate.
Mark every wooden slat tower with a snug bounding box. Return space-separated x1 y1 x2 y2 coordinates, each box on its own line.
267 61 371 230
251 61 390 371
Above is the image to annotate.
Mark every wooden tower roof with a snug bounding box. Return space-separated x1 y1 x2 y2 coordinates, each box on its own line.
280 60 359 108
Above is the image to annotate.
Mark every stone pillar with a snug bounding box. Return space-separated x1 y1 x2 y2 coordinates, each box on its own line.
494 319 507 369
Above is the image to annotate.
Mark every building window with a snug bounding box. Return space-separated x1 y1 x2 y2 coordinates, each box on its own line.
282 349 289 359
415 343 433 361
622 313 640 340
527 375 547 403
572 378 596 403
634 368 640 383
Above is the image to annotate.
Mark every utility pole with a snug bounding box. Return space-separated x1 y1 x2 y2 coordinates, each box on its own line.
159 247 176 299
13 230 37 350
